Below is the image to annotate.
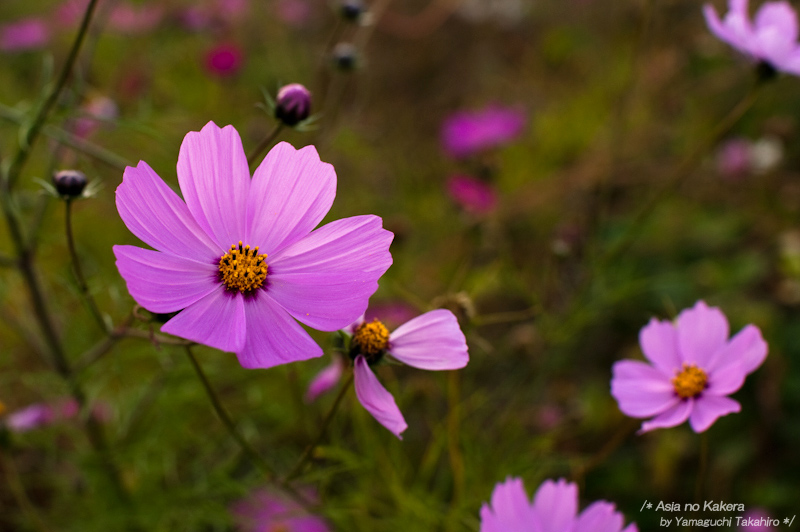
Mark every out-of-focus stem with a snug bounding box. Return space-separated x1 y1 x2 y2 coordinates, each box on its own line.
65 199 109 334
4 0 100 191
446 371 464 508
285 371 354 482
570 418 639 482
184 347 277 478
694 432 709 503
247 124 283 167
600 84 762 266
0 451 55 532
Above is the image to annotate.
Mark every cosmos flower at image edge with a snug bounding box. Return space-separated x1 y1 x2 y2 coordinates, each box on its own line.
113 121 393 369
703 0 800 76
611 301 767 433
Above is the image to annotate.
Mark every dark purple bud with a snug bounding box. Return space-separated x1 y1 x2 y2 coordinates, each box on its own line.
332 42 358 71
340 0 364 21
275 83 312 126
53 170 87 198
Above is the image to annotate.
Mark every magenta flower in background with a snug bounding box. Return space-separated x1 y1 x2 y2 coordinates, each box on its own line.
4 399 81 432
441 105 526 159
231 487 329 532
305 357 344 402
611 301 768 433
348 309 468 438
480 477 638 532
205 43 244 77
113 122 393 369
0 18 50 52
107 2 164 34
73 94 119 138
704 0 800 76
446 175 498 215
716 137 753 179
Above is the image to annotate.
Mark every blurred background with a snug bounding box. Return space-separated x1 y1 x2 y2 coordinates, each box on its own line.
1 0 799 529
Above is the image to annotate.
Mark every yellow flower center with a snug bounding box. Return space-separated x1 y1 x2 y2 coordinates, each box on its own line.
672 363 708 399
352 319 390 361
218 241 268 294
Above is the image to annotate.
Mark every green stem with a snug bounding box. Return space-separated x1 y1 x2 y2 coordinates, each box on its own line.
694 432 709 503
571 418 639 482
600 83 762 267
0 450 55 532
285 371 354 482
184 347 276 478
4 0 100 191
246 123 283 167
65 199 109 334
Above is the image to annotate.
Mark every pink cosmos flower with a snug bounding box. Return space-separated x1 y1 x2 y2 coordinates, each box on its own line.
4 399 82 432
0 18 50 52
611 301 768 433
441 105 526 159
446 175 498 215
348 309 468 438
205 43 244 77
113 122 393 369
704 0 800 76
480 477 638 532
231 487 329 532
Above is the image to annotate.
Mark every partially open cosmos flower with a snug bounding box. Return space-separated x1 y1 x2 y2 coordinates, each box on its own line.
441 105 526 159
231 487 330 532
480 477 638 532
113 122 393 369
348 309 468 438
704 0 800 77
611 301 768 433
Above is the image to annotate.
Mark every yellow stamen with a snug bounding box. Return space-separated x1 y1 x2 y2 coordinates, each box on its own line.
352 319 390 356
219 240 268 294
672 363 708 399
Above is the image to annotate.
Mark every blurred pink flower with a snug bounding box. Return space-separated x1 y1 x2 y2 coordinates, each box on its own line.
73 95 119 138
108 2 164 34
716 138 752 179
231 488 329 532
350 309 468 438
205 43 244 77
480 477 638 532
0 18 50 52
216 0 250 22
4 399 80 432
305 357 344 402
446 175 498 215
611 301 768 433
441 105 526 158
704 0 800 76
275 0 313 27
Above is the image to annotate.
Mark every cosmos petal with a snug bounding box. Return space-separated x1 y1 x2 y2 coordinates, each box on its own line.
689 395 741 432
639 400 693 433
305 357 344 402
707 324 768 374
676 301 729 367
611 360 679 418
639 318 681 374
353 355 407 439
116 161 220 261
236 291 323 369
268 215 393 331
177 121 250 249
113 245 219 313
388 309 469 370
531 479 577 532
161 286 246 353
247 143 336 253
480 477 536 532
574 502 624 532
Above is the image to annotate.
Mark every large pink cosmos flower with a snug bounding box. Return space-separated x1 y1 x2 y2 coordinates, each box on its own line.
480 477 638 532
113 122 393 369
611 301 767 433
704 0 800 76
348 309 468 438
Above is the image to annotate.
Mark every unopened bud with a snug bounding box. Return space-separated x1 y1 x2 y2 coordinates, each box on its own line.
332 42 358 71
275 83 312 126
340 0 365 21
53 170 87 198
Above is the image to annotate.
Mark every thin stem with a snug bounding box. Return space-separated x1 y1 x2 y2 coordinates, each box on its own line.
4 0 100 191
600 84 762 266
65 199 109 334
472 306 539 326
74 315 134 372
285 371 354 482
184 346 276 479
571 418 639 482
446 371 464 508
246 124 283 167
0 451 55 532
694 432 709 503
